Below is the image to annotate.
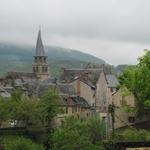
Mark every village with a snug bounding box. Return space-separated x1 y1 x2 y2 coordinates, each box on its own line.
0 30 150 150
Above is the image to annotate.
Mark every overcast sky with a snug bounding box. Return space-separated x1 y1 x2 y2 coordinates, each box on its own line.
0 0 150 65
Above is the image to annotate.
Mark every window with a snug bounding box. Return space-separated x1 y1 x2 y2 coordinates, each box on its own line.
103 106 106 111
33 67 36 73
110 88 114 92
66 107 68 114
39 57 42 62
61 120 64 125
45 67 47 72
102 117 106 121
36 67 39 72
75 106 77 112
72 107 74 113
128 117 135 123
144 109 150 116
34 58 37 63
87 113 89 117
42 67 44 72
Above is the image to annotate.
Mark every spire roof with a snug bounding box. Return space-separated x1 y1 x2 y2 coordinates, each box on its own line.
35 29 45 56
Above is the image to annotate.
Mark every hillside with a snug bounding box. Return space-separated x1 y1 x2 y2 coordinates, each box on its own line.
0 43 105 77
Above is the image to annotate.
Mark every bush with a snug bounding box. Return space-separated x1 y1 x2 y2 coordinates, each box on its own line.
1 136 44 150
51 116 105 150
115 127 150 142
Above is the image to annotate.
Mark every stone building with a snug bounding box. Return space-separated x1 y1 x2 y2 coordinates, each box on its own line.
112 88 150 129
112 88 136 129
61 65 118 110
39 83 92 127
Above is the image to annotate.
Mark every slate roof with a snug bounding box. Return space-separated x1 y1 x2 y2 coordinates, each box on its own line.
38 82 90 107
61 68 103 87
62 96 90 108
106 74 119 88
6 72 36 79
1 91 11 98
38 83 76 97
0 86 11 98
35 29 46 56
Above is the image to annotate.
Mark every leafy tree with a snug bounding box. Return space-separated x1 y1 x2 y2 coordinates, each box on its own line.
15 98 39 127
87 115 106 144
1 136 44 150
51 116 105 150
114 127 150 142
6 89 40 127
119 50 150 114
38 88 61 150
0 96 10 127
39 88 61 126
8 89 23 126
52 128 100 150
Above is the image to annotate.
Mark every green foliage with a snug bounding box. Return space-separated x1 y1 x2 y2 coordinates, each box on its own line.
5 89 40 127
120 95 137 114
39 88 61 126
0 88 60 129
87 114 106 144
51 115 105 150
115 127 150 141
1 136 44 150
104 140 120 150
0 89 61 149
52 128 99 150
121 128 140 141
0 97 10 126
119 50 150 114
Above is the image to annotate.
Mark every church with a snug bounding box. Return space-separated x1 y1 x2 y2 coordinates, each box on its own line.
32 29 50 81
0 30 92 127
1 29 51 82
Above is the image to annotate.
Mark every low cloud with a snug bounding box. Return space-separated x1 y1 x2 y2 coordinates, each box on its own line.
0 0 149 64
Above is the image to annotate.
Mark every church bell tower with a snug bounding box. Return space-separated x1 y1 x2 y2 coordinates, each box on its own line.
33 29 49 80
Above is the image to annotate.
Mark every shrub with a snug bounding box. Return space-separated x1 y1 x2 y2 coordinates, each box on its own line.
1 136 44 150
115 127 150 142
51 116 105 150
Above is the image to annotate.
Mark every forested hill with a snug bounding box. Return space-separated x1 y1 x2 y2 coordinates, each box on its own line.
0 43 105 77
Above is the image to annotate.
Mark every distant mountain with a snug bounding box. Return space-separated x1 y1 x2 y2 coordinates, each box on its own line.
0 43 105 77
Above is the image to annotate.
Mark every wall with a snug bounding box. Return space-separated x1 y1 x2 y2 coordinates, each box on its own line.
95 72 108 112
112 88 136 129
71 80 95 106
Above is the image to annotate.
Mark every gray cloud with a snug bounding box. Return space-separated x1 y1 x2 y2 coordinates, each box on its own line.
0 0 149 65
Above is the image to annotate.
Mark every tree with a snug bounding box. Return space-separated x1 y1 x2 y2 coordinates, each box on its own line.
8 89 23 127
119 50 150 114
51 116 105 150
6 89 40 127
16 98 39 127
52 128 99 150
39 88 61 127
87 115 106 144
1 136 44 150
38 88 61 150
0 96 10 127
